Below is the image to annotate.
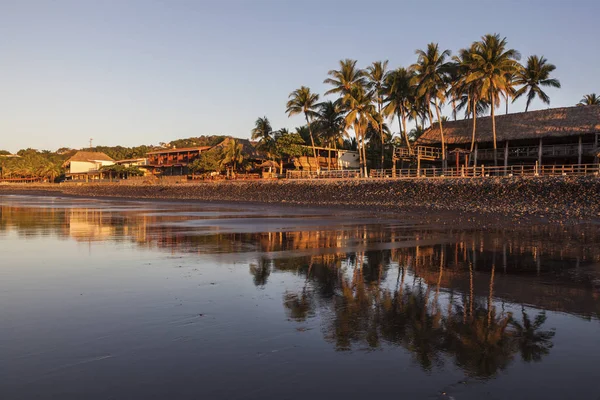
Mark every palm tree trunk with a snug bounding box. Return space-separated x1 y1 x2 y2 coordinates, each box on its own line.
304 114 319 172
378 102 384 169
452 99 457 121
470 97 477 153
491 96 498 166
505 94 509 115
434 98 446 167
361 131 368 178
399 109 411 154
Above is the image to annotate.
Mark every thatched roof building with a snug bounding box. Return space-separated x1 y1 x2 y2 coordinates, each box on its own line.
417 105 600 146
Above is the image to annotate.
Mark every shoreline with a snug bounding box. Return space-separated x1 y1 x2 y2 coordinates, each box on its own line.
1 176 599 224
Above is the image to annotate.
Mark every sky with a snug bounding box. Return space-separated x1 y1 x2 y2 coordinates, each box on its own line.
1 0 599 152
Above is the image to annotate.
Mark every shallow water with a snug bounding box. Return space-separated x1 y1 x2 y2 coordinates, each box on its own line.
1 195 599 400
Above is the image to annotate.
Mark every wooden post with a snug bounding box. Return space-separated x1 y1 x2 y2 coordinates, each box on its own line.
578 135 583 165
473 143 478 168
538 138 543 169
417 155 421 177
504 140 509 174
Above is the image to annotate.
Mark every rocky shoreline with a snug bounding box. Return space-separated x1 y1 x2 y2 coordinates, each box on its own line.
1 176 599 222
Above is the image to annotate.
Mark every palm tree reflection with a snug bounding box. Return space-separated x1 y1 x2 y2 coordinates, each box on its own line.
269 247 559 378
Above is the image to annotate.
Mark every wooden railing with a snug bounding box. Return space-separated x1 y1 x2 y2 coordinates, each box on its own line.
286 169 361 179
476 143 596 160
395 146 443 159
370 164 600 179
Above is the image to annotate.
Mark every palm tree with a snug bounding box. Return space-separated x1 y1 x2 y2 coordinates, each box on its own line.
412 43 452 166
221 139 244 175
469 34 521 166
577 93 600 106
513 55 561 112
251 116 273 142
324 59 366 99
384 67 415 153
345 86 378 177
453 44 485 153
315 100 347 169
365 61 389 168
286 86 320 166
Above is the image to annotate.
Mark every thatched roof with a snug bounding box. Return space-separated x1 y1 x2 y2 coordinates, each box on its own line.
417 105 600 145
63 151 114 166
258 160 280 169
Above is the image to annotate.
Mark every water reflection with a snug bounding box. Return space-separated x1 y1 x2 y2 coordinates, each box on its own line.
1 196 599 386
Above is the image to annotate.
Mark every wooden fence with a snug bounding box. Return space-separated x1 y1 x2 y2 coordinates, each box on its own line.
370 163 600 179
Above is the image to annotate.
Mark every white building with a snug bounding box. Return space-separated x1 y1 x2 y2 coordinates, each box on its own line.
63 151 115 180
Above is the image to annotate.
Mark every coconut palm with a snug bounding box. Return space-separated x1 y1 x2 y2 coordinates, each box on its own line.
324 59 366 99
220 139 244 174
577 93 600 106
286 86 320 165
365 60 389 168
345 86 378 177
315 100 346 149
513 55 561 112
251 116 273 142
384 67 415 152
412 43 452 166
469 34 521 165
453 44 487 152
315 100 347 169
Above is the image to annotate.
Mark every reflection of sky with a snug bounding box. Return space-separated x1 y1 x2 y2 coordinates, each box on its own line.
1 195 600 399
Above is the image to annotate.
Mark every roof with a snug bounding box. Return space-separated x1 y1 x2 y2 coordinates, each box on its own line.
63 151 114 166
417 105 600 145
258 160 280 168
115 158 147 164
146 146 212 155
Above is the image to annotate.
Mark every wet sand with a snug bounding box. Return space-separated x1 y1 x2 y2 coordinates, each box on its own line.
2 175 599 223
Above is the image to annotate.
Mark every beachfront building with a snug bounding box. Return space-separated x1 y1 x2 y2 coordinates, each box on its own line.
293 146 360 171
146 146 212 175
405 105 600 173
63 151 115 181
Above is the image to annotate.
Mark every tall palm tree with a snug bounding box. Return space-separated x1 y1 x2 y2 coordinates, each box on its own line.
412 43 451 166
469 34 521 166
315 100 346 169
513 55 561 112
365 61 389 168
324 59 366 99
383 67 415 153
577 93 600 106
286 86 320 166
345 86 378 177
315 100 346 149
453 44 486 152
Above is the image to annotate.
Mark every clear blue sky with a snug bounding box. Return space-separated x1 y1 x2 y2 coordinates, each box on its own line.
1 0 598 152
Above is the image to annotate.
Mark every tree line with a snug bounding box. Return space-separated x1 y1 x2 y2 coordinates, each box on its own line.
264 33 599 173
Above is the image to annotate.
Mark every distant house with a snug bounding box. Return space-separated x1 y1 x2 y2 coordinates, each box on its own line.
146 146 212 175
414 105 600 168
63 151 115 180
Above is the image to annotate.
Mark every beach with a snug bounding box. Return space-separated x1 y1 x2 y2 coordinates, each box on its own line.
2 175 599 222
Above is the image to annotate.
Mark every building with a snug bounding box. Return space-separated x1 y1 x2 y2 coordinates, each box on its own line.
63 151 115 180
414 105 600 169
146 146 212 175
293 146 360 171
